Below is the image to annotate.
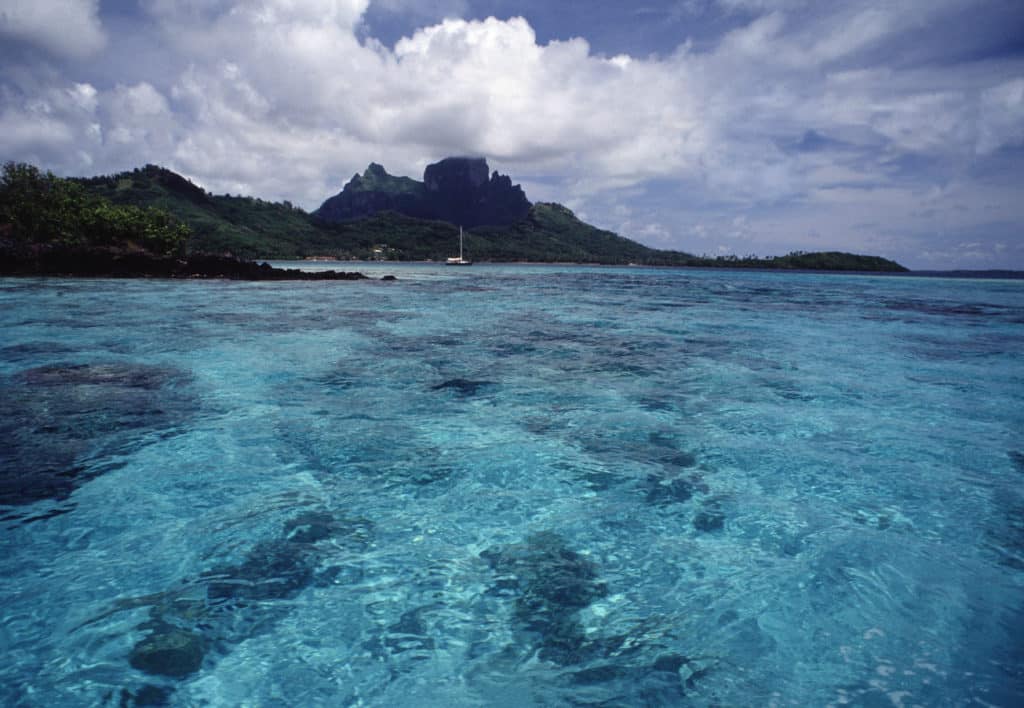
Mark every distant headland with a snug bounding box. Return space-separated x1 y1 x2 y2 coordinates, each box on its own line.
0 159 908 275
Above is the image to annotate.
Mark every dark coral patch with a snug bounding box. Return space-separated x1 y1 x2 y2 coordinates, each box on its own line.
431 378 494 396
645 475 699 505
129 622 205 678
1009 451 1024 474
126 510 372 684
694 499 726 533
0 362 195 506
482 531 607 664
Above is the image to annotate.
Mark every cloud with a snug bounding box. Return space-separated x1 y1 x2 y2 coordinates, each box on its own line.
99 83 179 166
0 78 102 169
75 7 710 201
1 0 1022 268
977 78 1024 155
390 17 706 178
0 0 105 58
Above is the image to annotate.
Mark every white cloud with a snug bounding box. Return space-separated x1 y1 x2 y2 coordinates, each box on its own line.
977 78 1024 155
99 83 179 169
84 9 711 203
717 11 785 58
0 77 101 170
871 91 974 153
390 17 706 179
0 109 75 152
808 7 891 63
0 0 105 58
1 0 1023 268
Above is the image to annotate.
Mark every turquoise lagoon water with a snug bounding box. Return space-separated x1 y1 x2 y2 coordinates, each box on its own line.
1 264 1022 706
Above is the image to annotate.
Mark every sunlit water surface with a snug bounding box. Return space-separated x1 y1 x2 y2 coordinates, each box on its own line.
1 264 1023 706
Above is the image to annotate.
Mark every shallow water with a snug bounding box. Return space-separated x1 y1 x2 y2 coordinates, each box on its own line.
1 264 1022 706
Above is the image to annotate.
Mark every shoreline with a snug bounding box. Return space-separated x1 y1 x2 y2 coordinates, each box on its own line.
3 249 1018 281
269 259 1024 279
0 249 381 281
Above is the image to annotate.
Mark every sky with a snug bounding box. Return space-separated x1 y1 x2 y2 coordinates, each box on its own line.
2 1 1023 269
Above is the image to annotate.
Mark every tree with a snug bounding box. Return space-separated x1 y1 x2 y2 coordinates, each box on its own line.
0 161 189 256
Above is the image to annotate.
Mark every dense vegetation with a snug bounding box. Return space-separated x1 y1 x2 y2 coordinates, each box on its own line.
0 162 911 271
0 163 372 279
472 203 687 264
716 250 909 271
0 162 189 256
77 165 327 259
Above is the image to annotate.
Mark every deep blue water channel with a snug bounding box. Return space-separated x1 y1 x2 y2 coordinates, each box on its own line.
1 263 1023 706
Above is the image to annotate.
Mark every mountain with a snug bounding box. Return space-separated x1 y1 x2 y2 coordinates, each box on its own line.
314 163 431 223
315 157 531 228
62 162 907 271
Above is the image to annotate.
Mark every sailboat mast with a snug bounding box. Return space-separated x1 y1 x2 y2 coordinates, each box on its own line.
447 225 470 265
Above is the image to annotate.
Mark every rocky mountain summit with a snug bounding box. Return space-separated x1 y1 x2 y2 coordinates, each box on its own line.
314 157 531 228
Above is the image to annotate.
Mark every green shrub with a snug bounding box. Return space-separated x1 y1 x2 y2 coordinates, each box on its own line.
0 162 189 256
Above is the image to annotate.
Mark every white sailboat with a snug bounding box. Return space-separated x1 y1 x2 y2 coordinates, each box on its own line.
446 226 472 266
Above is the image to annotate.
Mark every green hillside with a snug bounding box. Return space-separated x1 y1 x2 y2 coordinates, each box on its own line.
76 165 329 258
74 166 678 262
318 204 683 263
471 203 687 264
68 164 907 271
1 162 188 256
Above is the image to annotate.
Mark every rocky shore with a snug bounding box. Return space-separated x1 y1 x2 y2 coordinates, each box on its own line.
0 244 374 280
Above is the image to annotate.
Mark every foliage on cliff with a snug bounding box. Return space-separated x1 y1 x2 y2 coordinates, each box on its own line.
1 162 188 256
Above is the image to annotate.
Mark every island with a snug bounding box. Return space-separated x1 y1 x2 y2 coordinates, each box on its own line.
2 159 908 273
